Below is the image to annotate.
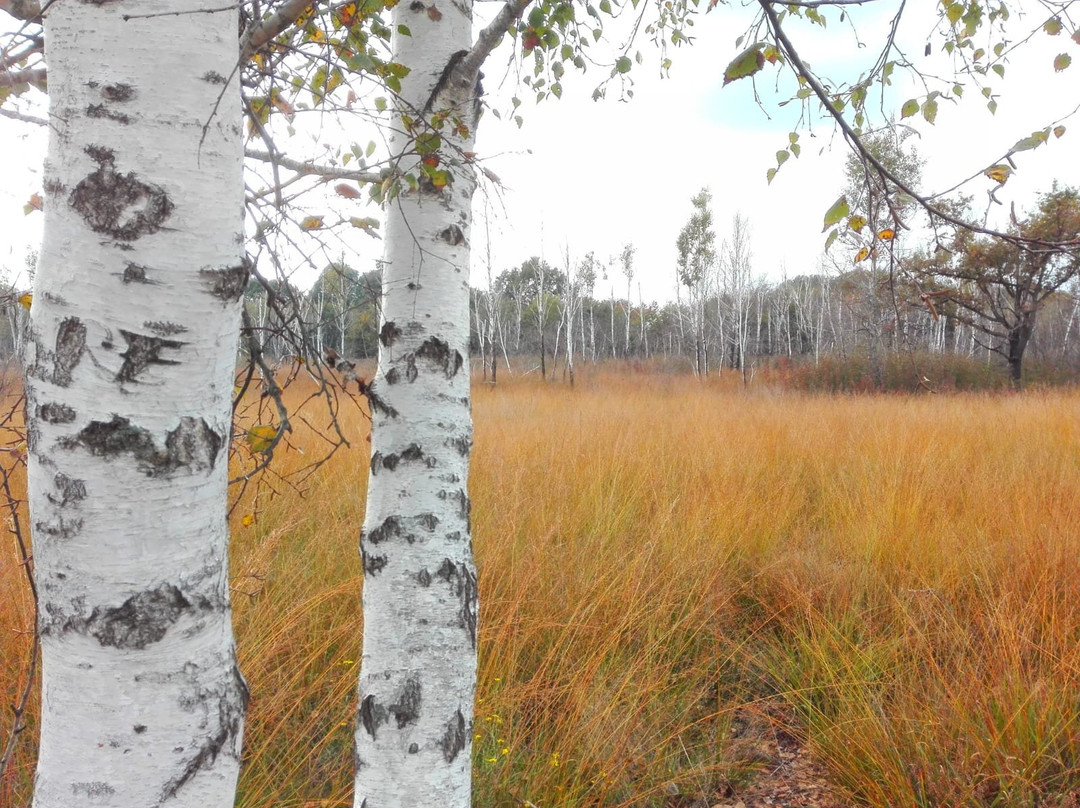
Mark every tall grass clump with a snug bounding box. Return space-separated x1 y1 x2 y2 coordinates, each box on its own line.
2 367 1079 808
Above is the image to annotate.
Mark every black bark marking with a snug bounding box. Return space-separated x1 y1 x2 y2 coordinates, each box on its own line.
381 453 400 472
69 415 222 476
364 516 402 546
416 337 463 379
70 146 172 241
461 566 478 648
72 782 115 797
369 451 383 476
439 709 466 763
44 177 66 197
436 558 478 648
401 443 423 463
408 0 424 10
51 317 87 387
122 262 152 284
101 83 134 102
161 665 247 802
385 367 401 385
419 513 439 532
86 103 131 124
363 552 387 575
134 724 147 734
447 435 470 456
34 517 83 539
37 402 76 423
87 584 195 649
165 417 224 472
200 264 250 302
201 71 227 85
417 568 432 586
438 224 465 246
144 321 188 336
408 743 419 754
379 321 402 348
116 329 185 383
389 677 422 729
405 353 418 383
49 473 86 507
359 695 388 740
365 387 399 419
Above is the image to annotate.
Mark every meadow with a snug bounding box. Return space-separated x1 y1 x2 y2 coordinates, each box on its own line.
2 367 1080 807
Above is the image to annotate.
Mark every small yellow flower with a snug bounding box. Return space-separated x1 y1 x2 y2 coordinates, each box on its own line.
549 752 559 768
501 747 509 756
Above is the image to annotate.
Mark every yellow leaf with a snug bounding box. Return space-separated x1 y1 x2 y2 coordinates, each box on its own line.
17 293 32 310
877 228 896 241
300 215 324 230
848 215 867 233
246 424 278 453
854 247 871 263
984 164 1011 184
241 514 255 527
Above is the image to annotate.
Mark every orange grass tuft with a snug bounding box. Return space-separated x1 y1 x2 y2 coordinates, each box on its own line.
1 368 1079 807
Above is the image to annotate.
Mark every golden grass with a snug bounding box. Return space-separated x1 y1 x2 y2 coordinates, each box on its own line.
3 366 1080 807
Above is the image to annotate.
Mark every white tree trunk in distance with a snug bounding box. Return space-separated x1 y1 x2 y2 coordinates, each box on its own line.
354 3 479 807
26 2 246 806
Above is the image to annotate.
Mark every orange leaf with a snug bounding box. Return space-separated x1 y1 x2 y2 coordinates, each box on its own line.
877 228 896 241
23 193 42 215
335 183 362 199
300 215 324 230
241 514 255 527
984 164 1011 184
854 247 871 263
17 293 32 310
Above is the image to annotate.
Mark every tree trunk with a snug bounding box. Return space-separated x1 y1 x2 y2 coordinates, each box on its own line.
27 2 246 806
355 8 479 808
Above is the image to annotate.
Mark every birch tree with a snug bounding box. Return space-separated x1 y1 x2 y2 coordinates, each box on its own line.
24 1 247 806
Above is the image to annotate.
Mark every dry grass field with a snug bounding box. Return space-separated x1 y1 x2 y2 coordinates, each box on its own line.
3 367 1080 807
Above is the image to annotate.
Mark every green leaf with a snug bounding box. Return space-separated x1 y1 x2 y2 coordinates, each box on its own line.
1011 135 1043 152
1044 17 1063 35
397 24 411 36
723 43 766 86
374 96 388 112
900 98 919 119
776 149 789 166
615 56 632 74
991 63 1005 78
599 0 612 13
921 97 938 124
349 216 382 237
822 196 849 232
766 167 777 184
1054 53 1072 72
824 229 839 251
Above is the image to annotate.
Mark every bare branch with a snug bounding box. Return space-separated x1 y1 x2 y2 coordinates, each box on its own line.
245 148 383 184
0 105 45 125
0 65 45 89
460 0 533 80
240 0 320 64
759 0 1080 255
0 0 41 22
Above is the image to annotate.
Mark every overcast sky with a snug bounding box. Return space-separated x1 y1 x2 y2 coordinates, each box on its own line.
2 1 1077 303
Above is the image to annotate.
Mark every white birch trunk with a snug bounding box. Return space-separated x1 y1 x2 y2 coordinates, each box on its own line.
354 4 479 807
26 3 245 806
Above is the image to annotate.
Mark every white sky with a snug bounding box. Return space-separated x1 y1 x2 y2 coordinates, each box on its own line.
2 1 1078 303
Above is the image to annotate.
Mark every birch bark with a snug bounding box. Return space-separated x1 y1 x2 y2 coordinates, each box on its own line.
353 4 483 807
26 2 246 806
